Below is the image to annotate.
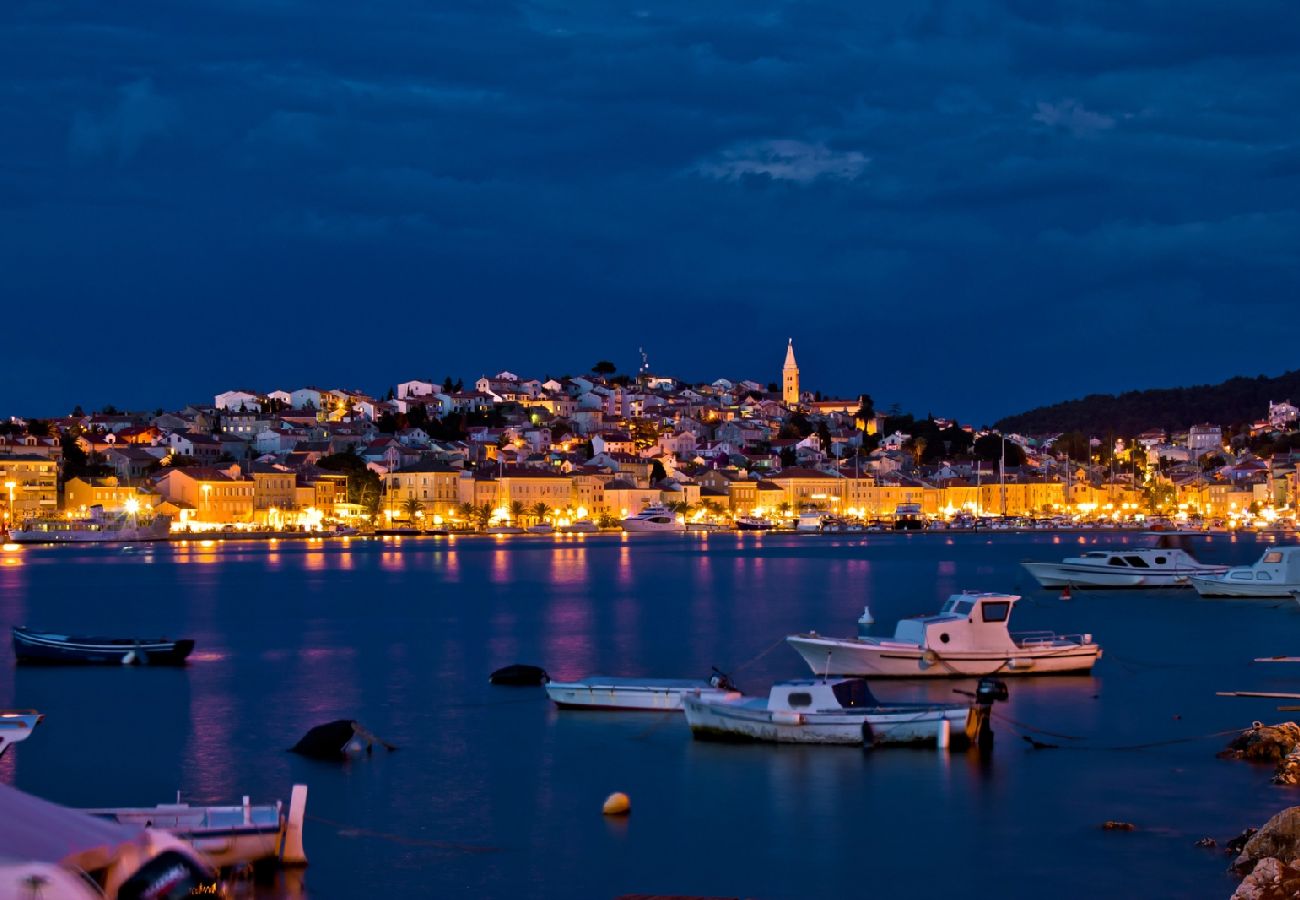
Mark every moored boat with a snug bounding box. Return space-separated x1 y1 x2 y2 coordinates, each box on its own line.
558 519 599 533
0 710 43 757
7 505 171 544
621 505 683 533
735 516 774 531
83 785 308 870
682 677 973 746
13 627 195 666
1189 547 1300 598
1021 533 1227 588
795 510 824 533
545 671 736 711
787 592 1101 678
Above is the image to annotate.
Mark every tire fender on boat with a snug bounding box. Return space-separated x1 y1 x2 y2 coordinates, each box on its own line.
861 721 875 747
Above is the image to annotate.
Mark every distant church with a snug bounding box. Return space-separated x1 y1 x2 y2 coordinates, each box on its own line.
782 339 799 405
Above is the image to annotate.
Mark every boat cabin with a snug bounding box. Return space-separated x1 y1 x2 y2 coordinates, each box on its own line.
1225 547 1300 585
892 592 1022 653
768 678 877 712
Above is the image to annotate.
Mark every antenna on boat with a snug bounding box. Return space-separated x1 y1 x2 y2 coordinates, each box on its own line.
823 650 833 682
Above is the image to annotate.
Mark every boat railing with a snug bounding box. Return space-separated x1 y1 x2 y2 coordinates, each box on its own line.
1014 630 1093 646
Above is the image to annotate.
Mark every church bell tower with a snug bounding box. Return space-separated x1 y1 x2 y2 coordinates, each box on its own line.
782 339 800 406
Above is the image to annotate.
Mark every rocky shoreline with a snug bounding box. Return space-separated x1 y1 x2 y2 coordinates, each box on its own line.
1220 724 1300 898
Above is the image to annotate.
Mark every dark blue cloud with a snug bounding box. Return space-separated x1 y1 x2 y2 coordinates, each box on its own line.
1 0 1298 423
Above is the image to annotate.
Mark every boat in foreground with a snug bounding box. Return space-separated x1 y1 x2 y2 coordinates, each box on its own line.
0 710 43 757
787 592 1101 678
1021 533 1227 588
1189 547 1300 598
682 677 973 746
13 626 195 665
545 671 736 711
83 785 308 870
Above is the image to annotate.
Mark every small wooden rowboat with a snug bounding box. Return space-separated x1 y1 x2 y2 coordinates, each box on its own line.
0 710 43 757
12 627 195 666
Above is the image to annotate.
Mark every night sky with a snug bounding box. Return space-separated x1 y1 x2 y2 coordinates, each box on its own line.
3 1 1298 423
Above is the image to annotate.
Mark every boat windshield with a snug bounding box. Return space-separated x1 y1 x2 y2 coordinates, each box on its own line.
1264 551 1283 564
830 679 877 709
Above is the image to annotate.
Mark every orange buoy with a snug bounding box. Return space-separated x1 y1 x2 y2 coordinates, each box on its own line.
602 792 631 816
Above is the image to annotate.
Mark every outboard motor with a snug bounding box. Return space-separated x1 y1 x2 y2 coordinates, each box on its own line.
709 667 738 692
857 605 875 638
967 678 1009 750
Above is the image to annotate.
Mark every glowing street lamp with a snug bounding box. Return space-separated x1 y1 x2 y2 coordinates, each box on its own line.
4 481 15 528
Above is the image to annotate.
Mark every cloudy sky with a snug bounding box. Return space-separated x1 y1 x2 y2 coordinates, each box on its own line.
3 1 1298 423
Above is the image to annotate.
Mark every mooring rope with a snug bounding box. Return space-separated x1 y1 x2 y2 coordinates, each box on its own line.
305 813 502 854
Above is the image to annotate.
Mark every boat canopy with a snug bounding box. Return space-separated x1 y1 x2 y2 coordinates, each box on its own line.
0 782 145 869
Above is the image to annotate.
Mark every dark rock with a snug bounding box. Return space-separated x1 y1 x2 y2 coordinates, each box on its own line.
1220 723 1300 764
1235 808 1300 876
489 664 550 686
1102 821 1136 831
1277 749 1300 787
290 720 396 760
1227 829 1260 856
1195 837 1217 848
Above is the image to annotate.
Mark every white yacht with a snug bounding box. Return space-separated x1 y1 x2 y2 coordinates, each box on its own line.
8 505 171 544
795 510 825 533
682 677 972 746
558 519 599 533
787 592 1101 678
621 505 683 533
1189 546 1300 598
1021 533 1227 588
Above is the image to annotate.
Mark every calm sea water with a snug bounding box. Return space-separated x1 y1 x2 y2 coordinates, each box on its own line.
2 532 1298 899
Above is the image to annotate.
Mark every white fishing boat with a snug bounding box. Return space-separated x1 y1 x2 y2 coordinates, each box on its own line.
682 677 972 746
1189 547 1300 598
0 710 43 757
83 785 308 870
1021 533 1227 588
545 671 736 711
8 505 171 544
621 505 684 533
786 592 1101 678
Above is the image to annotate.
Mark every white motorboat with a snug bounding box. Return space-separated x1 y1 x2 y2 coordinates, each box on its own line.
545 671 736 711
682 677 972 746
786 592 1101 678
1021 533 1227 588
8 506 171 544
484 524 525 534
621 505 683 533
0 710 43 757
525 523 554 534
1189 547 1300 598
558 519 599 533
795 510 825 533
83 785 308 870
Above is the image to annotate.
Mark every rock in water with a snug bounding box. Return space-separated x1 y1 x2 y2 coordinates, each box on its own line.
489 664 549 686
1220 723 1300 764
290 720 397 760
1235 808 1300 876
1101 821 1136 832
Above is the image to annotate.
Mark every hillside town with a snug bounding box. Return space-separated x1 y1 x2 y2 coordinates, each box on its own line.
3 343 1300 535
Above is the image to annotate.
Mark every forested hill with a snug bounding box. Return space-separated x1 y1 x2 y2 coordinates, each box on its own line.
994 369 1300 436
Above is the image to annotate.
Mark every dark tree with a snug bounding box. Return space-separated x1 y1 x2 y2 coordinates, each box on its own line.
592 360 617 376
649 459 668 484
973 434 1026 466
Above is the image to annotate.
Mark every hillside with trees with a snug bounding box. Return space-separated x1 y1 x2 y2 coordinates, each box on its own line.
994 369 1300 436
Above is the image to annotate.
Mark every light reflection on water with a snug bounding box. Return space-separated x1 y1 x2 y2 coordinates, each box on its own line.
0 533 1292 898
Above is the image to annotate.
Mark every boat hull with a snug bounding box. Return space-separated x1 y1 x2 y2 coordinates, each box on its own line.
682 695 970 745
620 522 684 533
7 520 171 544
1020 561 1220 589
13 628 194 666
546 678 727 711
786 635 1100 677
84 799 294 869
1188 576 1300 599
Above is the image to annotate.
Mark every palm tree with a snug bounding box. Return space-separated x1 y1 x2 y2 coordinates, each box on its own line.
457 501 474 521
702 500 721 519
530 502 550 525
473 503 493 528
401 497 424 522
778 501 792 519
509 500 526 523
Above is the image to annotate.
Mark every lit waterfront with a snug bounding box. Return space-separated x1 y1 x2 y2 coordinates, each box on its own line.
1 532 1295 898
